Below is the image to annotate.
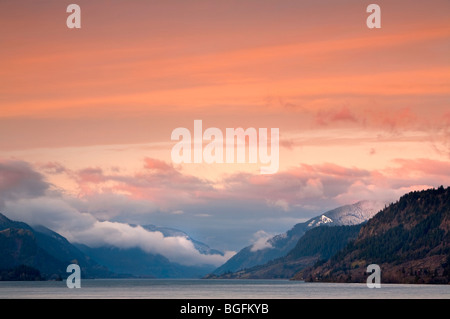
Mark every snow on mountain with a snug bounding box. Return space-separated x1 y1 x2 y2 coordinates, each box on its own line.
308 215 333 227
211 200 386 275
279 200 385 246
309 200 386 227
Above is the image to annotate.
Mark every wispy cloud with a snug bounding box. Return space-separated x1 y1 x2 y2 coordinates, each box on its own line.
250 230 274 252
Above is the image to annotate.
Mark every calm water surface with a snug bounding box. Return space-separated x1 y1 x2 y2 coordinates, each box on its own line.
0 279 449 299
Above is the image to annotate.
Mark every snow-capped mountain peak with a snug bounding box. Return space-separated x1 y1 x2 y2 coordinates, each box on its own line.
308 215 333 227
212 200 386 275
321 200 386 226
304 200 386 229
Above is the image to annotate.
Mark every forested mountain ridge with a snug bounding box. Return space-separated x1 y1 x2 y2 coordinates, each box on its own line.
0 213 111 279
206 225 362 279
295 186 450 284
212 200 384 275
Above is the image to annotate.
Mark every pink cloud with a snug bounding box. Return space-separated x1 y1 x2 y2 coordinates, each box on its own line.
389 158 450 178
66 158 215 208
331 106 358 123
216 158 450 210
315 106 358 126
18 156 448 215
38 161 67 175
363 106 417 132
143 157 175 172
77 167 105 184
279 138 295 150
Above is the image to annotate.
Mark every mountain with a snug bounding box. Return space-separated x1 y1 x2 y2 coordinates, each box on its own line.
306 200 385 227
75 244 215 278
0 212 224 279
212 200 385 275
0 227 64 279
74 225 223 278
142 225 223 256
206 224 362 279
295 186 450 284
0 213 111 279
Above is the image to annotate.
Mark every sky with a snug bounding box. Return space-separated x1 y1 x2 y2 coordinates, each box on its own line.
1 0 450 266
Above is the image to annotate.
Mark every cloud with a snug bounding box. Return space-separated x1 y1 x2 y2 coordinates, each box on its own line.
5 197 96 233
68 157 450 221
1 159 232 267
194 213 211 217
4 195 232 267
68 220 235 266
279 138 295 150
266 199 290 212
71 192 157 221
38 161 67 175
69 158 215 208
0 159 50 208
315 106 358 126
364 106 417 133
389 158 450 177
217 159 450 212
77 167 105 184
143 157 175 172
250 230 273 252
427 112 450 159
218 163 370 208
2 157 449 263
298 178 324 199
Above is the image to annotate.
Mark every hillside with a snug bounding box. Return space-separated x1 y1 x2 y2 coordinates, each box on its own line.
75 244 216 278
212 200 384 275
206 225 361 279
0 213 111 279
295 186 450 284
1 212 227 279
0 227 65 279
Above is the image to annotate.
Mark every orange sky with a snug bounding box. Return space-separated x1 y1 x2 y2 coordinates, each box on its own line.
1 0 450 218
